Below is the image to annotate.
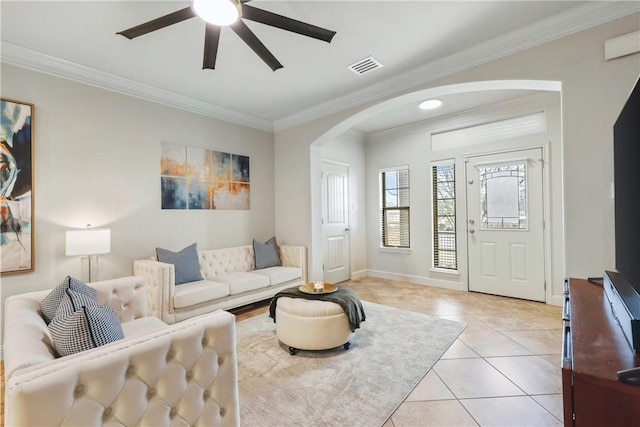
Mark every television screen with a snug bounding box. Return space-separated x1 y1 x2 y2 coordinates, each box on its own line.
614 76 640 291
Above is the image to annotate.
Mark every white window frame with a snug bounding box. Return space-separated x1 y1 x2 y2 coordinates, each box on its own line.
432 160 457 271
379 165 410 249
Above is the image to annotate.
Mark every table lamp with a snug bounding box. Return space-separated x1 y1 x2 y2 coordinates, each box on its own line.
65 225 111 282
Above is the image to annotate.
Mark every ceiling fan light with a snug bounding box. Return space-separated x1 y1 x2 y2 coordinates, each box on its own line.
192 0 241 26
419 99 443 110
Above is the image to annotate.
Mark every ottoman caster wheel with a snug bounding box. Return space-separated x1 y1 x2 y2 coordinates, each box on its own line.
343 341 351 351
289 347 299 355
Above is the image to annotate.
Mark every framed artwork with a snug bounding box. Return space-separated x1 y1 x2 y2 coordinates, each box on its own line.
1 98 35 275
161 143 250 210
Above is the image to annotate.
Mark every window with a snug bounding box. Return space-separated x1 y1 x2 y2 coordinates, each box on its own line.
380 167 410 248
479 162 528 230
432 161 457 270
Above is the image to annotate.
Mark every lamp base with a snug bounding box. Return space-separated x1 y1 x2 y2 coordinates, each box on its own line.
80 255 100 283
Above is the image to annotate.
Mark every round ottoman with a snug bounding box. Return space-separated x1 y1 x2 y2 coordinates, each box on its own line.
275 296 353 355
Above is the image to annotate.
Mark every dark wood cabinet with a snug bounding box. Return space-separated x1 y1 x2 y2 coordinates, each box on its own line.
562 278 640 426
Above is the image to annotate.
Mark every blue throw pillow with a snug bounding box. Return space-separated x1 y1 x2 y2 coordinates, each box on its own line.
253 236 282 269
48 288 124 357
40 276 97 324
156 243 204 285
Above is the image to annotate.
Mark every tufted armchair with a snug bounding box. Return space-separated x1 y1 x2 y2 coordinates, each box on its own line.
4 276 239 426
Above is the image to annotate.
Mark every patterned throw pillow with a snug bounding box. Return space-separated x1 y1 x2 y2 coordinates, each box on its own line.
48 288 124 357
253 236 282 269
156 243 204 285
40 276 97 323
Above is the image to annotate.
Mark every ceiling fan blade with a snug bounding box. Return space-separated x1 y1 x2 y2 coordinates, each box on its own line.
231 20 283 71
203 24 221 70
241 4 336 43
117 7 195 39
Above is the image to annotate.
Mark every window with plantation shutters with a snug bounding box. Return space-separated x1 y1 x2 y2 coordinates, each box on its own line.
380 167 410 248
432 161 457 270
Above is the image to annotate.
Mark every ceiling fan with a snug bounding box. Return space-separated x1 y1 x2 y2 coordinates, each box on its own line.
117 0 336 71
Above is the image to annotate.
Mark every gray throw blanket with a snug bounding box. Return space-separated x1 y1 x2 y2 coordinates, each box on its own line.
269 286 366 332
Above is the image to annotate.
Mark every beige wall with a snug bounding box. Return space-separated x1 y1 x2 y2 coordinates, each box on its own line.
275 13 640 295
0 64 278 339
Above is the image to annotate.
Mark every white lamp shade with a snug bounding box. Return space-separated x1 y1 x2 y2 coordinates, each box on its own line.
66 229 111 256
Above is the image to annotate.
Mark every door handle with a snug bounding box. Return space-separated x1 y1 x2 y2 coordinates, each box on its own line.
469 229 475 234
345 228 350 232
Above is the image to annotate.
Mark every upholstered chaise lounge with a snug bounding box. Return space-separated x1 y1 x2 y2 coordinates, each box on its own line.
4 276 239 426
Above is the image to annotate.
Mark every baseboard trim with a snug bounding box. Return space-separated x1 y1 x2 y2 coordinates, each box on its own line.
351 270 368 280
365 269 467 292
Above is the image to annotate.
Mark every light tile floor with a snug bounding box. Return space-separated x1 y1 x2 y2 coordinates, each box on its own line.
234 276 563 427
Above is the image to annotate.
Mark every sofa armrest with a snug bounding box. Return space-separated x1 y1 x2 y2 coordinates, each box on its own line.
133 259 176 324
279 245 307 283
5 310 239 427
90 276 148 323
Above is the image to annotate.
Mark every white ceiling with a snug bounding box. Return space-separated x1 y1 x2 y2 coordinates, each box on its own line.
2 1 638 133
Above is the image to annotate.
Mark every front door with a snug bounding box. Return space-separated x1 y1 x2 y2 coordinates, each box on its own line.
465 148 545 301
321 161 350 284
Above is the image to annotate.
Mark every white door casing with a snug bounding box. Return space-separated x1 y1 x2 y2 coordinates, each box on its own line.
322 161 350 284
465 148 545 301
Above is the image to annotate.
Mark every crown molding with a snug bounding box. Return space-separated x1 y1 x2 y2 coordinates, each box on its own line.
0 42 273 132
2 2 637 135
273 1 640 132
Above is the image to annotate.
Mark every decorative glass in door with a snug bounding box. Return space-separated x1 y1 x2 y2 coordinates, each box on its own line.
478 162 527 230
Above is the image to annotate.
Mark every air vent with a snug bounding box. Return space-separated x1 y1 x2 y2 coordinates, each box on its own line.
347 56 384 75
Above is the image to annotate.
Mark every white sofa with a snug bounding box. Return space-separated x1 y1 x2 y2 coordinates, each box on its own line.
4 276 239 427
133 244 307 324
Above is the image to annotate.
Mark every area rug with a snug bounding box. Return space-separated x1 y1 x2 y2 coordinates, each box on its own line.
236 300 465 427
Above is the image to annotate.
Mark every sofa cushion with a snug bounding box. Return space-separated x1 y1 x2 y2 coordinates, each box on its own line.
40 276 97 323
252 266 302 286
173 280 230 309
156 243 204 285
218 272 270 295
48 289 124 357
253 236 282 269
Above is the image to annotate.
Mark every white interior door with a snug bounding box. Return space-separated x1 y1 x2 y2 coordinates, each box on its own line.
322 162 350 284
466 148 545 301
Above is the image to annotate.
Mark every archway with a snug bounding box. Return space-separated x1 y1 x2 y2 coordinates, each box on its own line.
307 80 562 288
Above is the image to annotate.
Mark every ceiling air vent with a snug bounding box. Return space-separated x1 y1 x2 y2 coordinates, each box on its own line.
347 56 384 75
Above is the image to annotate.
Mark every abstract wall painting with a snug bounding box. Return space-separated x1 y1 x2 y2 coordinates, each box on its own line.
161 143 250 210
1 98 35 275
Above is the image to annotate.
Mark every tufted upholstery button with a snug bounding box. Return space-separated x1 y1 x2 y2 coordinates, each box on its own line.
218 356 224 365
122 303 128 309
126 365 136 377
203 390 210 400
202 337 208 346
74 384 85 396
103 407 112 418
186 370 193 380
167 349 174 360
170 407 177 418
147 387 156 398
112 289 117 295
220 407 226 417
